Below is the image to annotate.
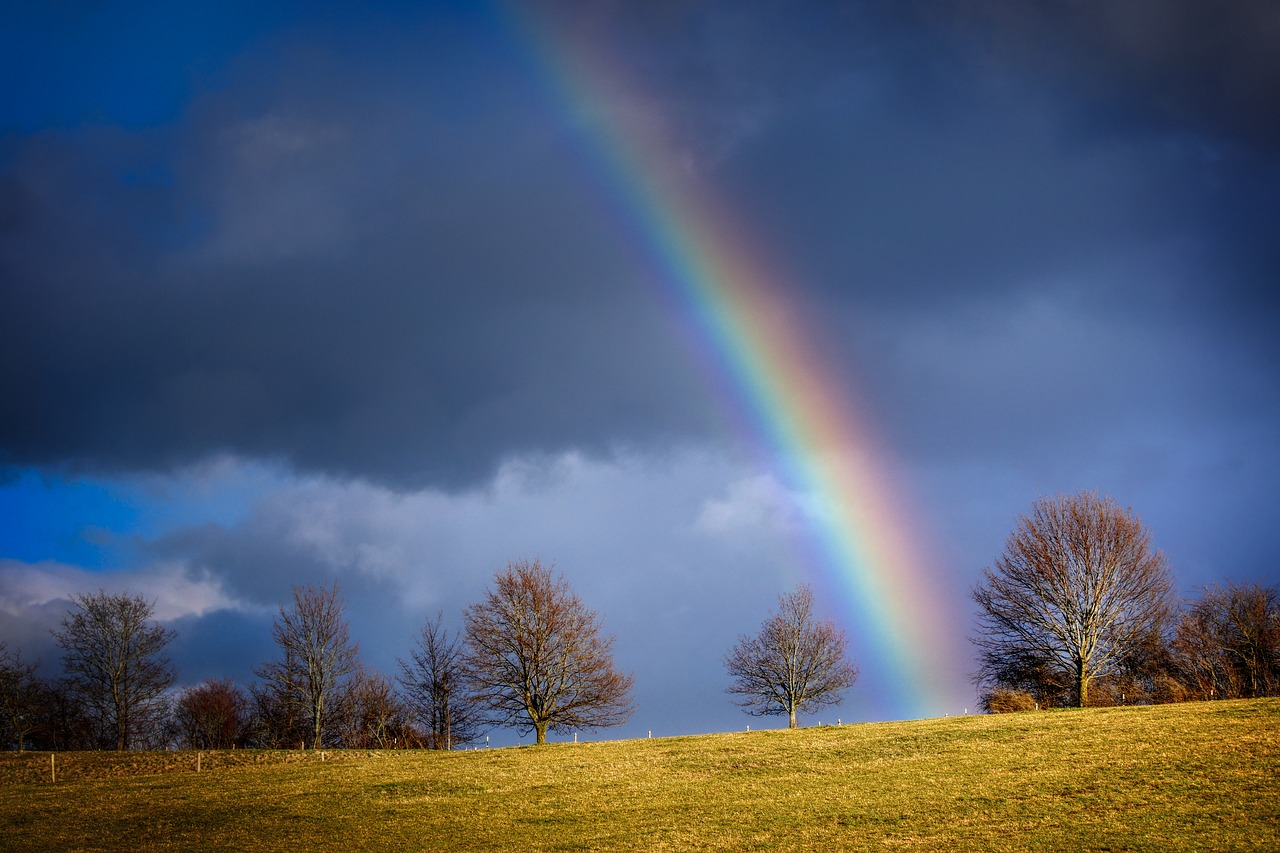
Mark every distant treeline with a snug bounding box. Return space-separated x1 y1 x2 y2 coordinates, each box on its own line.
0 559 635 751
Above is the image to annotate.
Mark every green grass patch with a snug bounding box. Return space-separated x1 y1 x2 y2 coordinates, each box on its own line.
1 699 1276 851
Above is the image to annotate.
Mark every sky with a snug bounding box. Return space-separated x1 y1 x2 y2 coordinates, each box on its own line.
2 0 1278 743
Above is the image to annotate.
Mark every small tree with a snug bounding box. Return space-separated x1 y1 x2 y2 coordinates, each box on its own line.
464 559 634 745
971 492 1175 708
174 679 249 749
335 665 405 748
52 590 177 750
255 584 359 749
724 585 858 728
247 674 308 749
399 612 483 749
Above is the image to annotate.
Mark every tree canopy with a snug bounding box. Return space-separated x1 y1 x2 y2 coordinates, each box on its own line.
724 585 858 727
463 559 634 744
51 590 176 749
255 584 359 749
972 492 1175 708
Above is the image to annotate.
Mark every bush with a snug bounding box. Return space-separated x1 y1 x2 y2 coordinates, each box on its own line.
982 688 1038 713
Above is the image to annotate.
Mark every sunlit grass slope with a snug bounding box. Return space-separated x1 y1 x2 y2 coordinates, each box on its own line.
1 699 1276 851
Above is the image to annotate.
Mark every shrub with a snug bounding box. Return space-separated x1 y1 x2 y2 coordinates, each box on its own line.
982 688 1038 713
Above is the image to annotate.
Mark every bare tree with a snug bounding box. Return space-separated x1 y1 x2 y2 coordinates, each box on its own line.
40 679 94 750
1173 582 1279 699
464 559 634 745
174 679 249 749
255 584 359 749
0 643 50 751
333 664 406 748
399 612 483 749
972 492 1175 708
247 673 308 749
1097 625 1184 706
52 590 177 750
1169 602 1226 700
1211 582 1279 698
724 585 858 728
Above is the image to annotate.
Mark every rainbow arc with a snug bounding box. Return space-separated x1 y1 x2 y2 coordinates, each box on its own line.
507 5 961 719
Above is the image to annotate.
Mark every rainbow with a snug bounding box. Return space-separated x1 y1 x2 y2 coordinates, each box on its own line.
506 6 962 719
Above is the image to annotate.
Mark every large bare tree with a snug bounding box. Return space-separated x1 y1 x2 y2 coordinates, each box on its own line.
399 612 483 749
724 585 858 728
52 590 176 750
972 492 1174 708
256 583 359 749
463 559 634 745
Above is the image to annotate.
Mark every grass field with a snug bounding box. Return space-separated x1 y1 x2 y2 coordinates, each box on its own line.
1 699 1276 851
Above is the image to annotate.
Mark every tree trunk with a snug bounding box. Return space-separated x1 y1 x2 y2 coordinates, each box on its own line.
535 722 547 745
788 705 797 728
1076 663 1089 708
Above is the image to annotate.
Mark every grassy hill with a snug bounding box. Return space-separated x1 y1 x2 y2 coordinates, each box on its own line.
1 699 1276 851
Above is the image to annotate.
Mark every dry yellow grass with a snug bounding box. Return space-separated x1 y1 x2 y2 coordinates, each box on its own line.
1 698 1276 851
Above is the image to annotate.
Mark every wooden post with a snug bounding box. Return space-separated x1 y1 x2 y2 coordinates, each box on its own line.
197 752 202 772
51 753 56 783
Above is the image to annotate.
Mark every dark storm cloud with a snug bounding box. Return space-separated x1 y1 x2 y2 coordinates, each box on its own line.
0 28 717 487
905 0 1280 150
1 0 1276 496
168 608 276 687
553 1 1280 504
596 0 1280 328
894 0 1280 328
